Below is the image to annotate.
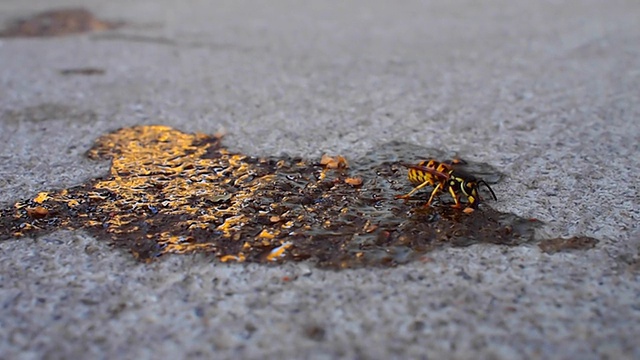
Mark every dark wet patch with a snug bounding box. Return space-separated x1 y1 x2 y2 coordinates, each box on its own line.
538 236 599 254
0 125 593 269
0 8 122 38
59 68 105 76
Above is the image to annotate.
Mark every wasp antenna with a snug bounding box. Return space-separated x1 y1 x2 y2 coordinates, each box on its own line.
444 158 468 165
479 180 497 201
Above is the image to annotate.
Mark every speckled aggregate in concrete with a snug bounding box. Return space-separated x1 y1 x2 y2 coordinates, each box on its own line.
1 0 639 359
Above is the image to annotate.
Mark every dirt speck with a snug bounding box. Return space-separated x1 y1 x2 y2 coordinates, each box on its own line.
304 325 326 341
538 236 599 254
59 68 105 76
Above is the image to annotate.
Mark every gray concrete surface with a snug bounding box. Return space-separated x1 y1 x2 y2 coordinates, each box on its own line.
1 0 639 358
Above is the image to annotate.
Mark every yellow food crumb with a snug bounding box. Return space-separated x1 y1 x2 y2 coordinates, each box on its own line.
257 229 276 239
220 254 246 262
33 192 49 204
266 242 293 261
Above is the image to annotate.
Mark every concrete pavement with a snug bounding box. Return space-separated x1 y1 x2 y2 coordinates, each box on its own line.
1 0 639 358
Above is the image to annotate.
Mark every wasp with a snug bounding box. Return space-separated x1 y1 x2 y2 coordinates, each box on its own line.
395 159 497 212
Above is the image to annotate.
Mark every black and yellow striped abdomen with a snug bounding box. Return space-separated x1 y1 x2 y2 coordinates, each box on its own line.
407 167 438 186
407 160 452 185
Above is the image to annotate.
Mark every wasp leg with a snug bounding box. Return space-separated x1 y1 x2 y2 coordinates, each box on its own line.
466 194 478 207
448 186 464 209
425 182 443 207
395 180 432 202
458 190 476 213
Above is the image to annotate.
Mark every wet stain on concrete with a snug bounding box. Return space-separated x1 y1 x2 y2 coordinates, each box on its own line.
0 125 590 269
0 8 122 38
538 236 599 254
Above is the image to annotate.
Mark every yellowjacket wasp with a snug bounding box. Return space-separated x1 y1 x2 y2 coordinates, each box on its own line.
395 159 497 212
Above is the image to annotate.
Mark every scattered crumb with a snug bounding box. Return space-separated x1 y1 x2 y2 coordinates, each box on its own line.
320 154 348 169
26 206 49 219
345 177 363 186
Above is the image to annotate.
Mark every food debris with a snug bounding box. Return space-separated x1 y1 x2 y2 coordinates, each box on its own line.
26 206 49 219
344 177 363 186
320 154 349 169
257 229 276 240
33 192 49 204
363 222 378 233
220 254 246 262
0 125 583 269
266 242 293 262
